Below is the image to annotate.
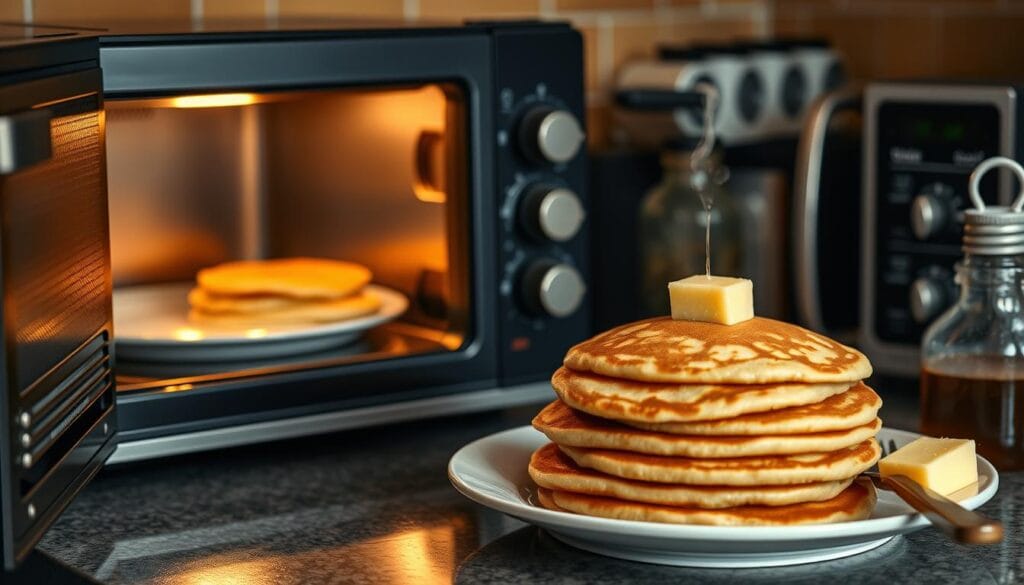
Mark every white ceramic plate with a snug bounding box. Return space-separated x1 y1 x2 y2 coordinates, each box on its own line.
113 282 408 362
448 426 998 568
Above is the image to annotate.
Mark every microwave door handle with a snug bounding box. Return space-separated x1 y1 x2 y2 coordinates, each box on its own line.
793 85 862 333
0 108 53 175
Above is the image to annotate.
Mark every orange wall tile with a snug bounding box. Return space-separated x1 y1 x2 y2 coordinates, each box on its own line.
938 13 1024 79
612 16 761 70
278 0 404 18
771 14 809 37
36 0 1024 148
557 0 654 10
666 17 759 45
418 0 539 21
205 0 265 19
614 18 758 74
773 0 821 20
872 15 942 79
579 24 602 92
612 22 670 72
790 14 878 80
772 1 1024 82
0 0 22 20
34 0 190 22
586 104 611 149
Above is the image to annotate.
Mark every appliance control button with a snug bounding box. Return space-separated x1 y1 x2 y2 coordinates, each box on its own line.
910 277 946 324
519 107 585 164
17 411 30 428
781 65 807 118
737 69 765 123
521 261 586 318
520 186 585 242
911 194 950 240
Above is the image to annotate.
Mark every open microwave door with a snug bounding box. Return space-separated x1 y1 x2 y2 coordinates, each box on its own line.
0 26 116 577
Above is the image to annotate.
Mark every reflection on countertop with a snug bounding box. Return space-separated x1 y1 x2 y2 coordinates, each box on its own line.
39 382 1023 585
39 406 532 585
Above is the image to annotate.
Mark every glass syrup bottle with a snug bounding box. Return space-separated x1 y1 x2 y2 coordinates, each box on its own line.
637 138 739 317
920 156 1024 470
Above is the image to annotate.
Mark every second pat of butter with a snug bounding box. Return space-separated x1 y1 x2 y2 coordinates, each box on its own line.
878 437 978 497
669 275 753 325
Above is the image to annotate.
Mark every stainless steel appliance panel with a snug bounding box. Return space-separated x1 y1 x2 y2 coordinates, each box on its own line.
106 104 260 286
263 87 455 299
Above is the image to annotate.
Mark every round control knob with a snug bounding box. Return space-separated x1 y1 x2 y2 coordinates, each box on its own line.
518 107 585 164
520 261 586 318
910 194 951 240
909 277 947 324
520 186 585 242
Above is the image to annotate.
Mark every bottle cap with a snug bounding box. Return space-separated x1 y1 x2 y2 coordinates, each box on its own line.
964 157 1024 255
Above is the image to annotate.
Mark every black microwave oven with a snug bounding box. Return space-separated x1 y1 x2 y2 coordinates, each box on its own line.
0 17 589 510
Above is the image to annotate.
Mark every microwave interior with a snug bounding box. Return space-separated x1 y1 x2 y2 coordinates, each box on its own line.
105 83 470 391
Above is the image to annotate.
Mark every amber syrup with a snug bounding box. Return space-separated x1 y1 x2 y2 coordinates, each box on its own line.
921 358 1024 470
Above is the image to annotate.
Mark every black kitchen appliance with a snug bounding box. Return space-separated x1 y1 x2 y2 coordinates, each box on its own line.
86 19 589 462
0 24 116 582
797 81 1023 376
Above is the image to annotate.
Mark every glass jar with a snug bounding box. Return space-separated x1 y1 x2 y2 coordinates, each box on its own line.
920 257 1024 469
920 156 1024 470
638 142 739 317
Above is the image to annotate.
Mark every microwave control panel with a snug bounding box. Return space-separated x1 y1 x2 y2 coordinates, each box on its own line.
872 100 999 340
870 97 1012 345
487 23 591 384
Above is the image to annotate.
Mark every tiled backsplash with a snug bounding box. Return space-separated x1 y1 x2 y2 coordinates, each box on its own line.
776 1 1024 82
14 0 1024 147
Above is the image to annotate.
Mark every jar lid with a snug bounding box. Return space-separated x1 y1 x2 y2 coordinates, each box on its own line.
964 157 1024 255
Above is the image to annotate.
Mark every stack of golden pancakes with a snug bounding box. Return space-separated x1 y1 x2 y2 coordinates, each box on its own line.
188 257 381 325
529 316 883 526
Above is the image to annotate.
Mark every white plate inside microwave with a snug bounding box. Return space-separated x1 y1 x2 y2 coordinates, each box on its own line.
113 282 408 363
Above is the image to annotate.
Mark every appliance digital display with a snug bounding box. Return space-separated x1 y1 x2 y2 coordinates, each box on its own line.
903 118 966 143
883 103 999 159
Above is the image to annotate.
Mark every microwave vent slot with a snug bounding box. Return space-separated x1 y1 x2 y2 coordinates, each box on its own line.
27 358 109 456
15 333 112 495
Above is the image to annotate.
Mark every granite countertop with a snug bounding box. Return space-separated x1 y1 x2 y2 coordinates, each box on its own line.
37 380 1023 584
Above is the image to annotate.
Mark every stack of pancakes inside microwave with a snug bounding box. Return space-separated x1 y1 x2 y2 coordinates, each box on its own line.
530 316 883 525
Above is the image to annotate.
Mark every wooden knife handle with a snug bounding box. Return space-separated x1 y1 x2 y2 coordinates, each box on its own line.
881 474 1003 544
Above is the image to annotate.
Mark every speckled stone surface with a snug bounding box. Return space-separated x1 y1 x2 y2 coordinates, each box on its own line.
37 380 1023 584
